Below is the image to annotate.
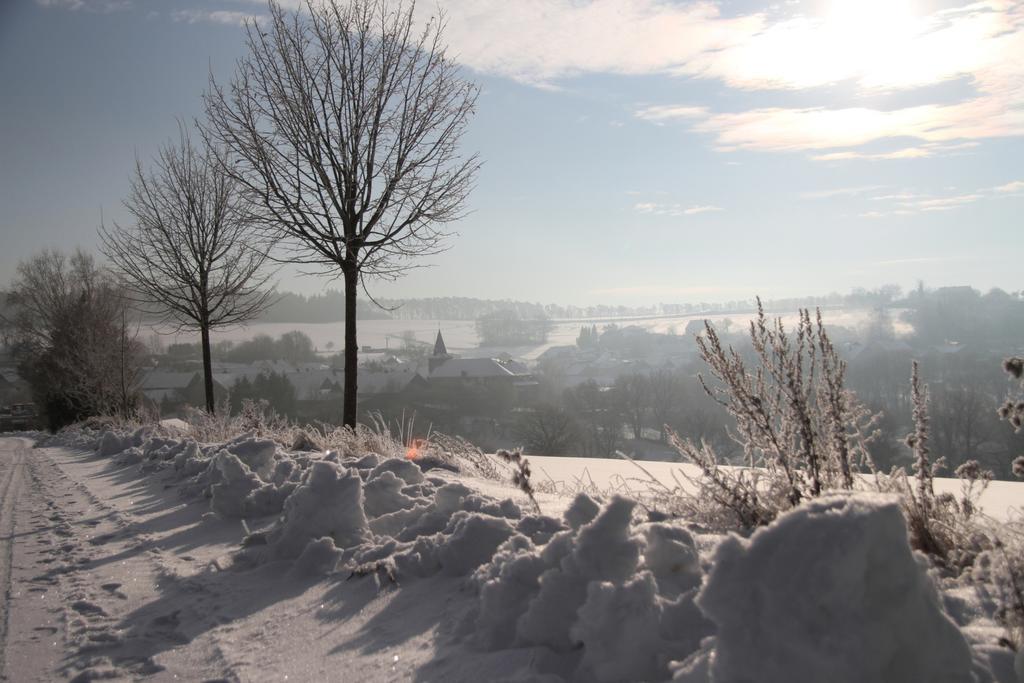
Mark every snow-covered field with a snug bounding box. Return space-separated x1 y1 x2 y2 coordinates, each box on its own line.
148 307 907 361
0 432 1020 682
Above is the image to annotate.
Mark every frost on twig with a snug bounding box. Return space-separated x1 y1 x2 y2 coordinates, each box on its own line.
496 449 542 515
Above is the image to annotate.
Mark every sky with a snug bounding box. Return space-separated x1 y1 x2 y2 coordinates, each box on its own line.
1 0 1022 307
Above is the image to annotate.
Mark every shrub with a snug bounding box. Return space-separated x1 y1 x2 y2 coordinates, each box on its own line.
665 300 878 529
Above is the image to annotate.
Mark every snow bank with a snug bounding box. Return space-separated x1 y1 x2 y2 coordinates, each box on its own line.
469 494 711 682
674 493 977 683
223 434 277 480
267 461 371 560
66 427 1021 683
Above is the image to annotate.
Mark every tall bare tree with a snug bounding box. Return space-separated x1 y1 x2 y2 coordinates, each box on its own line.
202 0 479 427
100 125 276 414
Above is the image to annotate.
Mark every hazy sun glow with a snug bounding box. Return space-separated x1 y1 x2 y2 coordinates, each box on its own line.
818 0 923 86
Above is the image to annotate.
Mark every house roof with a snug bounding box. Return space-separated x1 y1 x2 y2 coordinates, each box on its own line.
359 369 425 395
429 357 531 380
288 369 343 399
140 371 198 390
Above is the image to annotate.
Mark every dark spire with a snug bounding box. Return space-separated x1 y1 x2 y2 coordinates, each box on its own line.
433 329 448 357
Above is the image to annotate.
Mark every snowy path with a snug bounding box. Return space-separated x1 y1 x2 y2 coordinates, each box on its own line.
0 436 68 682
0 437 29 680
0 438 532 682
0 437 247 681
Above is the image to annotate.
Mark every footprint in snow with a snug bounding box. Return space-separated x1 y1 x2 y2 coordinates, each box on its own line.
71 600 108 617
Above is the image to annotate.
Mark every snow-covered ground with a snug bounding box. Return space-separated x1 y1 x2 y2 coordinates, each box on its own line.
0 432 1021 682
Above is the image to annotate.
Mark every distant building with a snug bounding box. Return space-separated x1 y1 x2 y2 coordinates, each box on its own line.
139 370 228 409
428 330 453 373
423 330 537 402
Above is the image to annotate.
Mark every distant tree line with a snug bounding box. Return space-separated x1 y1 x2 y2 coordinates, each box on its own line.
229 371 297 417
251 284 935 325
475 310 553 346
259 291 391 323
163 331 320 366
902 284 1024 348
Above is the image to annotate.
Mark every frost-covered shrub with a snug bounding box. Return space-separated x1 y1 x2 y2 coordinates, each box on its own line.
667 300 878 530
675 493 975 683
971 525 1024 653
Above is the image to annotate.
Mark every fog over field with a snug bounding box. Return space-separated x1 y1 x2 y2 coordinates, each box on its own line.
152 307 914 359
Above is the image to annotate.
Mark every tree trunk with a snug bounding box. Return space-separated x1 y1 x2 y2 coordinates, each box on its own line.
201 324 215 414
342 266 359 428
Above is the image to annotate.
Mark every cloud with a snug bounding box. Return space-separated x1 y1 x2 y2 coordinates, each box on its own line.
810 142 980 162
588 285 741 297
634 202 723 217
170 9 261 26
682 205 723 215
35 0 130 11
870 192 925 201
634 105 709 122
874 256 950 267
859 179 1024 217
428 0 1018 99
645 92 1024 155
863 191 982 216
627 1 1024 157
421 1 763 85
994 180 1024 193
912 193 984 211
799 186 882 200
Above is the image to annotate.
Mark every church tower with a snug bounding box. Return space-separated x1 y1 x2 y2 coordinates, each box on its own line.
428 329 452 373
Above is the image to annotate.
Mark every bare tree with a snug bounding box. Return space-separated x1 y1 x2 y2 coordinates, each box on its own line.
99 125 276 414
3 250 143 429
515 404 577 456
202 0 479 427
613 373 650 440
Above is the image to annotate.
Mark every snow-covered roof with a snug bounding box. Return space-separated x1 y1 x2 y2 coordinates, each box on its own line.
359 369 425 395
140 370 198 390
428 357 531 380
288 369 342 399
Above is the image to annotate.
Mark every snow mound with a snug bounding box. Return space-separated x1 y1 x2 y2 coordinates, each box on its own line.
224 435 277 480
369 457 425 485
209 452 292 519
363 470 419 518
437 512 516 576
470 495 711 681
675 493 977 683
291 537 344 577
267 461 371 559
111 446 143 466
97 430 129 457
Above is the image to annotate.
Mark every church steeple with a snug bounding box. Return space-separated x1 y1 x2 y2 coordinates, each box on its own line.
429 329 452 373
433 329 448 357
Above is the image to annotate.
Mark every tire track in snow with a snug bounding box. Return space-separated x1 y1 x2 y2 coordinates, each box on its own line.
0 438 29 681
